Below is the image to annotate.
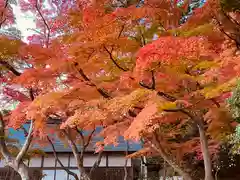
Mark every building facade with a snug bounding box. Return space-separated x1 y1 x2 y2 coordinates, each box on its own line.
0 135 141 180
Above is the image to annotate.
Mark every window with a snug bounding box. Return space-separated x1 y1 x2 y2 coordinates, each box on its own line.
41 169 80 180
68 170 80 180
55 170 68 180
42 170 55 180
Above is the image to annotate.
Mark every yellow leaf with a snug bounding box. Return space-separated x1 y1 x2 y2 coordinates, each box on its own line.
158 102 177 111
203 78 237 99
192 61 218 71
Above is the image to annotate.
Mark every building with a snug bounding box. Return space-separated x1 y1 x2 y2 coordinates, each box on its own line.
0 128 142 180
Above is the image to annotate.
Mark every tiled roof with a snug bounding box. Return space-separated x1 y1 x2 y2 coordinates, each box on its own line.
33 136 142 153
9 126 142 153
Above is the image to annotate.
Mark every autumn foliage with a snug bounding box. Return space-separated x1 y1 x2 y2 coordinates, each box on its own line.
1 0 240 179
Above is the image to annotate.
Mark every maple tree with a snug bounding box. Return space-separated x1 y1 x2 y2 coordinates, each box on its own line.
1 0 240 180
0 1 105 180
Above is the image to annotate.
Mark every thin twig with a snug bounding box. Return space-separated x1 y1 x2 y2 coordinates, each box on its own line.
35 0 50 47
118 24 125 38
84 130 95 148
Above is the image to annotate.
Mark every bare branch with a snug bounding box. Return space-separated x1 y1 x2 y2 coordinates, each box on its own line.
63 130 82 168
222 10 240 28
75 128 85 161
35 0 50 47
20 126 28 137
124 141 129 180
29 88 35 101
151 70 155 90
75 128 95 162
0 60 21 76
215 17 240 47
47 136 79 180
74 63 111 98
89 151 103 177
118 24 125 38
63 129 91 180
76 128 85 145
150 133 192 180
84 130 95 149
139 27 146 46
103 46 129 71
16 120 34 163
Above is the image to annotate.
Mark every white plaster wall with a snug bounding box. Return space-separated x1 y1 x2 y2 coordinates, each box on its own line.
0 160 4 168
69 154 106 167
28 153 131 168
56 154 69 167
29 157 42 167
43 154 56 167
108 155 131 167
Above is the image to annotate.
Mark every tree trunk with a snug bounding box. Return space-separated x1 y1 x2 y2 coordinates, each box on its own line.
80 168 91 180
9 161 30 180
197 122 214 180
141 156 148 180
162 160 167 180
151 134 193 180
124 141 129 180
90 151 103 178
17 162 30 180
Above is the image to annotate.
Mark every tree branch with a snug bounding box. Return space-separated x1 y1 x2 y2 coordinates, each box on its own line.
75 128 85 161
0 0 9 28
222 10 240 28
16 120 34 164
74 63 111 98
215 17 240 47
20 126 28 137
63 130 82 168
47 136 79 180
103 46 128 71
35 0 50 47
76 128 84 143
150 70 155 90
0 60 21 76
63 129 90 180
124 141 129 180
150 133 192 180
139 27 146 46
0 112 12 161
118 24 125 38
89 151 103 177
29 88 35 101
84 130 95 149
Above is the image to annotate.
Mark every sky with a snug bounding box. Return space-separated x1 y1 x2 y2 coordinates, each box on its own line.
7 2 36 142
12 3 36 41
